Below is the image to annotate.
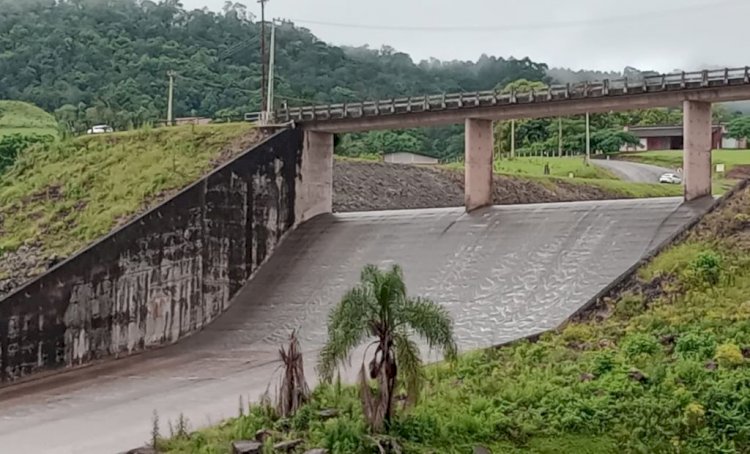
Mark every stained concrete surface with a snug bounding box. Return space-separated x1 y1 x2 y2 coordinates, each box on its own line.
0 197 710 454
592 158 674 183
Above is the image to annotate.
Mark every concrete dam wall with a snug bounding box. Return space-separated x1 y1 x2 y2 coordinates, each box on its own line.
0 128 304 384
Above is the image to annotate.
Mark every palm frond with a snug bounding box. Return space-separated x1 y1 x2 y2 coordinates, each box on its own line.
318 285 375 381
397 297 458 361
394 330 424 406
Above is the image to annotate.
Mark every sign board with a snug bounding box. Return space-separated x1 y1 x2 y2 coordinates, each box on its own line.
716 163 725 173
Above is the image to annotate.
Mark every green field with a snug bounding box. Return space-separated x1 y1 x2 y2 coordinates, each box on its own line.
493 156 616 179
0 124 257 257
0 100 58 138
442 156 681 198
623 149 750 171
623 150 750 196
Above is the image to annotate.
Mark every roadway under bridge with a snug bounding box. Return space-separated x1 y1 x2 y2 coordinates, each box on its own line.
0 197 712 454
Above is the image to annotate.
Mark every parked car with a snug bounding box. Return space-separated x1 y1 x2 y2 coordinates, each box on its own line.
86 124 114 134
659 172 682 184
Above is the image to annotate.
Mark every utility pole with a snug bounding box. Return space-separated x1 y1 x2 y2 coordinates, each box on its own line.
558 117 562 157
265 20 276 122
585 112 591 163
510 119 516 159
258 0 268 122
167 70 176 126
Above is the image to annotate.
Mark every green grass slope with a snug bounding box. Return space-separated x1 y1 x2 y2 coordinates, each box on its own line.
159 183 750 454
0 100 58 137
0 124 257 258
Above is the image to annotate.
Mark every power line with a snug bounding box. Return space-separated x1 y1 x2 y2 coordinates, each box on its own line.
288 0 742 33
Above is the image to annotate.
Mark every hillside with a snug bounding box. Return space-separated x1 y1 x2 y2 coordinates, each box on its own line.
0 123 260 297
158 181 750 453
0 100 58 138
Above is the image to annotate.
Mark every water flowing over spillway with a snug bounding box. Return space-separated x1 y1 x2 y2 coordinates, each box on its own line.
0 198 709 454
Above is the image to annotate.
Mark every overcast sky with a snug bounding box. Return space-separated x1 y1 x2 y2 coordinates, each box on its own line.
179 0 750 73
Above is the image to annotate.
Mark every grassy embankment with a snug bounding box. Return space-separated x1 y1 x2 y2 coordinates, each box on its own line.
0 123 257 259
623 150 750 195
444 156 683 199
158 184 750 453
0 100 58 138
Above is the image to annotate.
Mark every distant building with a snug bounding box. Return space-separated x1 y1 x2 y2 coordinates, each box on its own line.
382 152 439 165
622 125 725 151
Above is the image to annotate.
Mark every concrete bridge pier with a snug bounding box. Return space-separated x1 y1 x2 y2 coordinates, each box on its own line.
295 130 333 223
683 100 713 201
465 118 494 211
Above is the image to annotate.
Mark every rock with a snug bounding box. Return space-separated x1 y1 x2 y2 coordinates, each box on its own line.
232 440 263 454
705 360 718 371
317 408 339 419
303 450 328 454
579 372 595 382
255 428 272 443
274 439 303 451
474 445 492 454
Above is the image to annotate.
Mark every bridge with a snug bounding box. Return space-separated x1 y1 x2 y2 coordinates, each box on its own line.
281 67 750 211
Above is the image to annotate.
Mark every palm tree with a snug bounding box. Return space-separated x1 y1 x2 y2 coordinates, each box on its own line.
318 264 457 431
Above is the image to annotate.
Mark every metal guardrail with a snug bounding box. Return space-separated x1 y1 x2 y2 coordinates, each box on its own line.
276 67 750 123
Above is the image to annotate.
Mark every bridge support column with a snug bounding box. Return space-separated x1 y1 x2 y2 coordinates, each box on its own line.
465 118 494 211
683 100 712 201
295 130 333 223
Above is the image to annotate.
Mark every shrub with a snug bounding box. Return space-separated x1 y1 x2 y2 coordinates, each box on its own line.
714 343 744 368
688 251 722 287
0 133 54 173
675 332 717 361
590 351 617 376
683 402 706 430
622 333 660 359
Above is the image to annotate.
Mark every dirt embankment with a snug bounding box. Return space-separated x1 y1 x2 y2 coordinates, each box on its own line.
333 161 621 212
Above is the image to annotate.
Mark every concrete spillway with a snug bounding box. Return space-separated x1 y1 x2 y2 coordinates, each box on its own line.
0 197 709 453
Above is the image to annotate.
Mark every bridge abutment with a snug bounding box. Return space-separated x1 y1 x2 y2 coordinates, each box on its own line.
465 118 494 211
295 130 333 223
683 100 712 201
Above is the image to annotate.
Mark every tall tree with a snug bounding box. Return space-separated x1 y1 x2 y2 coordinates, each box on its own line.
318 264 457 431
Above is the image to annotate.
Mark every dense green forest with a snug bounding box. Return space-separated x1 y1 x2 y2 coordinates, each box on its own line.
0 0 743 163
0 0 546 126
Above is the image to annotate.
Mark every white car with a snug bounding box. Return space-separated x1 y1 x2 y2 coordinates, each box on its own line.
659 173 682 184
86 124 114 134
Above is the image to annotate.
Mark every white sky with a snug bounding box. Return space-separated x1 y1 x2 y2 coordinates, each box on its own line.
179 0 750 73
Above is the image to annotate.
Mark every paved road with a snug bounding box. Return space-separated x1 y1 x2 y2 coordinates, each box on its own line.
0 198 711 454
592 159 675 183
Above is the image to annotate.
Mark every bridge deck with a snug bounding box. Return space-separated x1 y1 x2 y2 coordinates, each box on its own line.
277 67 750 132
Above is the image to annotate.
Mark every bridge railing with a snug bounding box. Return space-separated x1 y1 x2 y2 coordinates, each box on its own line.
277 67 750 123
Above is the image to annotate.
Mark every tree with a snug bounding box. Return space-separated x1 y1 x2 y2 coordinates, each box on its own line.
493 80 549 156
726 116 750 140
591 129 640 154
318 264 457 432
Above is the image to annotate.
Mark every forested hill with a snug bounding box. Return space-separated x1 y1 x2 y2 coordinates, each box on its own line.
0 0 548 131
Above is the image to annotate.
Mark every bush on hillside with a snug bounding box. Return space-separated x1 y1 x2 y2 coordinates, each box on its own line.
0 133 54 173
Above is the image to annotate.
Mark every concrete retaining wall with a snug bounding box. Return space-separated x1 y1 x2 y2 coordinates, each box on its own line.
0 128 304 384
